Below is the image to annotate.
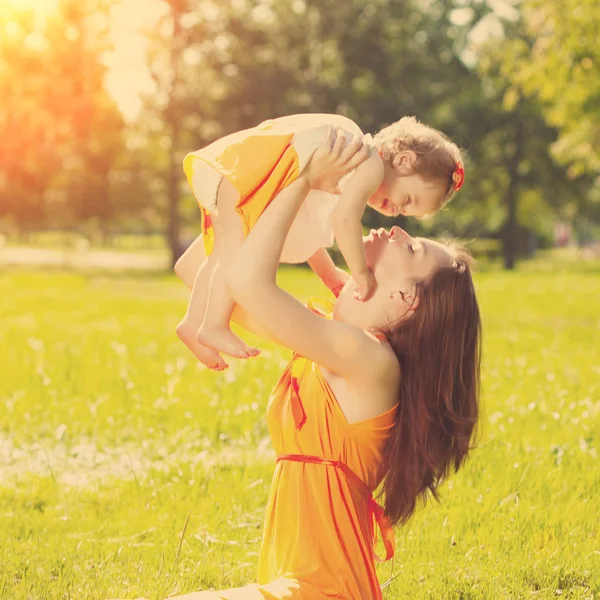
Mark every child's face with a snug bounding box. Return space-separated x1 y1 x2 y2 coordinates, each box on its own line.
367 152 446 218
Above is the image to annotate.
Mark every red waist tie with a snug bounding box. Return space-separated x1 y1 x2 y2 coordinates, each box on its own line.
276 453 395 561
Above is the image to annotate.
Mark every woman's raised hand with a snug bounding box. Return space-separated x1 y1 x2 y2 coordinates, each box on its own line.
306 127 371 194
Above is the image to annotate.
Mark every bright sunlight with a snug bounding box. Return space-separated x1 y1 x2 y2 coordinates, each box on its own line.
0 0 159 121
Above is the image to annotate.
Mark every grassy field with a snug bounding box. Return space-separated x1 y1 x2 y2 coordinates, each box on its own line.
1 262 599 599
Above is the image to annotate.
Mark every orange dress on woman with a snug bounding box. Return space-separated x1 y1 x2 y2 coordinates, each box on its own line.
197 347 397 600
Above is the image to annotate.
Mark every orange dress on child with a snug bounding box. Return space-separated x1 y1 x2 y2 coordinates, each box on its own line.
182 117 369 265
196 346 397 600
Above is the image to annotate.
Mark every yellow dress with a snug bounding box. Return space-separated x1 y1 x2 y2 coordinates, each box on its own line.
182 118 364 264
196 345 397 599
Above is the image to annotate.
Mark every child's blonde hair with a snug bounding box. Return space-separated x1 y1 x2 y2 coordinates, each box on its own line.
375 116 464 211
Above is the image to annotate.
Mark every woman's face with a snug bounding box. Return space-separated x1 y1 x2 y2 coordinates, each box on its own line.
333 227 454 330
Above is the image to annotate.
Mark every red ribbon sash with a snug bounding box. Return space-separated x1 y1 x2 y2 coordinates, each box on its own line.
276 453 395 561
289 376 306 430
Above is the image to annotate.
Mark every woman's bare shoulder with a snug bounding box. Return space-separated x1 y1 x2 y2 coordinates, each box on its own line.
344 333 401 392
355 343 401 414
322 340 400 423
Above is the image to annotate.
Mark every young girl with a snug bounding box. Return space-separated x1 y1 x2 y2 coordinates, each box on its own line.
176 114 464 370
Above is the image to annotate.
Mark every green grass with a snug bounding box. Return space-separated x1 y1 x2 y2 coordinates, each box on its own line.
1 263 599 599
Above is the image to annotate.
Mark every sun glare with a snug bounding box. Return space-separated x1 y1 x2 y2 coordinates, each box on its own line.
0 0 164 122
3 0 59 17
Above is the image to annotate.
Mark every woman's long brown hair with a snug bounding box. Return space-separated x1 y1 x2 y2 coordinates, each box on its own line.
381 248 481 526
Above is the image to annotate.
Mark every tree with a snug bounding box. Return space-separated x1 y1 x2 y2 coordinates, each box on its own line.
469 5 597 267
509 0 600 175
0 0 125 230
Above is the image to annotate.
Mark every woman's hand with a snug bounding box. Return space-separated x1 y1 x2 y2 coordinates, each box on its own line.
322 266 351 298
306 128 371 194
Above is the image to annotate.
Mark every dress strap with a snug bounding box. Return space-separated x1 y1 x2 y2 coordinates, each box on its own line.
288 300 332 431
307 296 334 318
287 357 306 430
276 454 395 561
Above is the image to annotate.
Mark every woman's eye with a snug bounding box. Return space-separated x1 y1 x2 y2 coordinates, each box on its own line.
408 244 414 254
405 196 412 206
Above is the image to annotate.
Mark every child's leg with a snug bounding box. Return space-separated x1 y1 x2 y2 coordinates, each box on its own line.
196 177 260 359
176 251 229 371
174 234 206 290
177 234 281 347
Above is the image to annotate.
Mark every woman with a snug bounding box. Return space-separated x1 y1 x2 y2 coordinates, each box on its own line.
168 136 481 599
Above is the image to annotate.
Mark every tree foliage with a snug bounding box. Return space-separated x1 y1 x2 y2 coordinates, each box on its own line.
0 0 598 267
506 0 600 175
0 0 125 230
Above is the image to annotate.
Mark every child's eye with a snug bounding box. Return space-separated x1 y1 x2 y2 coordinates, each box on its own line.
405 196 412 206
408 244 414 254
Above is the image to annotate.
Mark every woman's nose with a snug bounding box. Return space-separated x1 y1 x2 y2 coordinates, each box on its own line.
390 226 411 241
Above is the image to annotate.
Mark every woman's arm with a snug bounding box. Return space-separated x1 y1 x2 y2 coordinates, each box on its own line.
228 137 394 380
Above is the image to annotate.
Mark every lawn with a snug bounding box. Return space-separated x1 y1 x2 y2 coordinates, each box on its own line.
1 263 599 599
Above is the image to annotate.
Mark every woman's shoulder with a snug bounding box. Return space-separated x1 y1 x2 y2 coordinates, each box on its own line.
336 328 401 392
318 340 400 424
364 340 401 389
354 342 400 418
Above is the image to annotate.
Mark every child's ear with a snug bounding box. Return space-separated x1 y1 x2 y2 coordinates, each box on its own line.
392 150 418 173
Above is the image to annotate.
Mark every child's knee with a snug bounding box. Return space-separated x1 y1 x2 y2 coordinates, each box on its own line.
174 237 206 283
174 256 195 288
173 255 186 278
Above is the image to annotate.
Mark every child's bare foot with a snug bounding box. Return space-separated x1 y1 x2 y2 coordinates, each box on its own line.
176 322 229 371
197 324 261 359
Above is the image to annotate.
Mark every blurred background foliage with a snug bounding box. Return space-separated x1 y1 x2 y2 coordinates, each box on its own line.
0 0 599 269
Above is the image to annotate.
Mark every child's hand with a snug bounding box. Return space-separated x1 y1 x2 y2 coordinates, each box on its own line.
323 266 350 298
307 127 370 194
353 269 377 301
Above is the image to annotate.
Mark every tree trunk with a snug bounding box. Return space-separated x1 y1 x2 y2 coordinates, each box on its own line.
166 117 182 269
165 3 183 270
503 122 524 270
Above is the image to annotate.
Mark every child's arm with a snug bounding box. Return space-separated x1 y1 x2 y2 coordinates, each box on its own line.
330 151 384 301
307 247 350 298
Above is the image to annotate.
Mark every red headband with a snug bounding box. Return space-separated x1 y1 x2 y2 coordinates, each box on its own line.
452 161 464 192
